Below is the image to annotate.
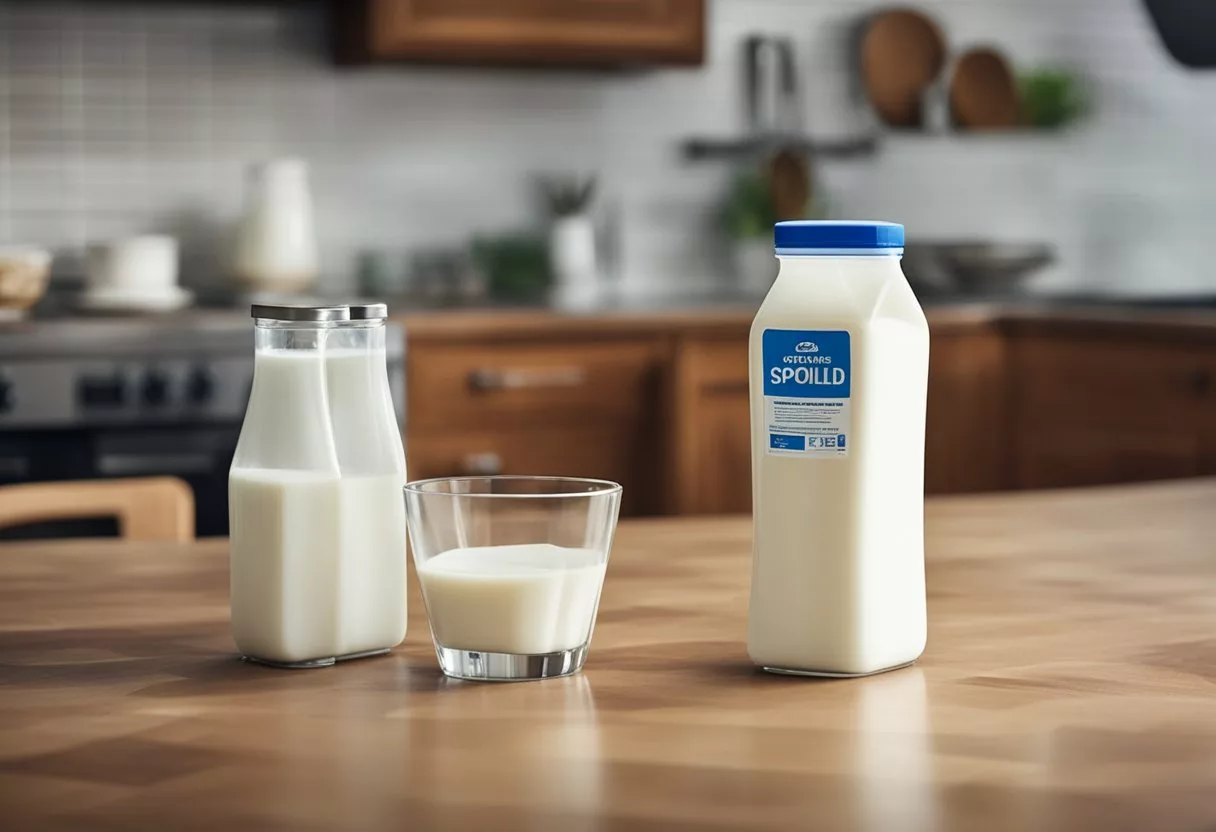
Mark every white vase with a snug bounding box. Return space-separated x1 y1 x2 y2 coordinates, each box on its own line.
734 238 778 295
550 214 599 309
234 158 319 293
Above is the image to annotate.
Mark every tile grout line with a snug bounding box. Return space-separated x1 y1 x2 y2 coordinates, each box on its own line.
0 10 9 244
66 6 84 255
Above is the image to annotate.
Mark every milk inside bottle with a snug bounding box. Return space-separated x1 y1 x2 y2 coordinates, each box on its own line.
229 303 407 667
747 221 929 677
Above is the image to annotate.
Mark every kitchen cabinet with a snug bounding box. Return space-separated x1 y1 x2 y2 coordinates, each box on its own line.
926 326 1011 493
665 324 1013 512
409 340 660 432
1009 334 1208 488
407 424 655 515
406 334 667 516
1198 354 1216 473
402 306 1216 517
668 335 751 514
334 0 706 67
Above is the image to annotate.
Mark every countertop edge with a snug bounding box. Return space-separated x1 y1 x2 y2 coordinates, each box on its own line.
397 303 1216 343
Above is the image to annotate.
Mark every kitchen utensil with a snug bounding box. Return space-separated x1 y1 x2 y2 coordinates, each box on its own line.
766 148 811 221
905 242 1054 295
859 9 947 128
81 236 192 313
1143 0 1216 68
919 53 956 132
950 47 1021 129
234 158 319 293
744 35 800 134
404 475 622 682
0 247 51 321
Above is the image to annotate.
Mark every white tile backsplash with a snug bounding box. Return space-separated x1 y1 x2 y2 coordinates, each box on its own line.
0 0 1213 295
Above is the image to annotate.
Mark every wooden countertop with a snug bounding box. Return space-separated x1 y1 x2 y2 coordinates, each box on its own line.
3 481 1216 829
398 301 1216 343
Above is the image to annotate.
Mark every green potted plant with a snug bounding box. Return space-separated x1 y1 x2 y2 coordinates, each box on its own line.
721 168 779 294
470 233 551 303
1020 68 1090 129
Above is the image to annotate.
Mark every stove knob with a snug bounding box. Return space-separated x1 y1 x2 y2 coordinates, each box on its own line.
186 367 214 405
141 370 171 407
0 376 13 414
78 373 126 408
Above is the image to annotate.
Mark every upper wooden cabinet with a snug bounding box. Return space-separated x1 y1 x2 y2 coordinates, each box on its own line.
334 0 706 67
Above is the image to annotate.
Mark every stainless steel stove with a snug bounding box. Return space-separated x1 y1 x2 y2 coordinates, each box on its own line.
0 312 405 538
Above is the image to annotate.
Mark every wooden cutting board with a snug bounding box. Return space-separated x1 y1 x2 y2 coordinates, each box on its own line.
950 46 1021 129
859 8 947 127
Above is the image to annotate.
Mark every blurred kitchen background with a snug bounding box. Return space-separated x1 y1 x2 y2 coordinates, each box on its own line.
3 0 1213 297
3 0 1216 538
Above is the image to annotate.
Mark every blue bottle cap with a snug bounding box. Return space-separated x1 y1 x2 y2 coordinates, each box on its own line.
774 221 904 253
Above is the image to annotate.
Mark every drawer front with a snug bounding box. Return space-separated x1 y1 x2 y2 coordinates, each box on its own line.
1013 336 1206 431
409 341 661 431
407 425 659 516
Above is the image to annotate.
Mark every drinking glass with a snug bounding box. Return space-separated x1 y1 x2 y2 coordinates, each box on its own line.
404 476 622 682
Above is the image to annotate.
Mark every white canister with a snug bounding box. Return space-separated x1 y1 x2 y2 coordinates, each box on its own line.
747 221 929 677
234 159 319 292
549 214 599 309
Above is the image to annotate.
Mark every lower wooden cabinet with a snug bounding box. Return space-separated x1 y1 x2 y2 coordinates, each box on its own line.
404 311 1216 516
1013 426 1202 489
408 423 659 516
926 327 1011 493
667 326 1014 513
1009 334 1210 489
667 336 751 514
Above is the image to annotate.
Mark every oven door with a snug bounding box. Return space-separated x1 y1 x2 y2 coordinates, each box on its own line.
0 425 240 539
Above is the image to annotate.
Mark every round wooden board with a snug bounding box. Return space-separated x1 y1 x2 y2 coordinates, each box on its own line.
860 8 947 128
950 46 1021 129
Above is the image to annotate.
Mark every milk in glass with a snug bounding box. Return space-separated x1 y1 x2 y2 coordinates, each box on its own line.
417 544 606 655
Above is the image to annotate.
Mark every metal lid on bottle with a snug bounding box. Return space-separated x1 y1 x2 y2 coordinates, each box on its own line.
347 302 388 320
250 304 350 322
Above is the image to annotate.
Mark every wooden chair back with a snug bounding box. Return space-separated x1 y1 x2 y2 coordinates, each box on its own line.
0 477 196 542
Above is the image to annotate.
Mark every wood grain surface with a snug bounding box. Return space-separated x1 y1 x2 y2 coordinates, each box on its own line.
2 481 1216 830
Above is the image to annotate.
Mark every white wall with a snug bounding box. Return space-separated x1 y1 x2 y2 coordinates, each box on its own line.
1 0 1213 296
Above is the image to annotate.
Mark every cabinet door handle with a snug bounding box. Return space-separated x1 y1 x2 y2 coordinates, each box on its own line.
467 367 587 391
459 452 503 476
97 452 217 476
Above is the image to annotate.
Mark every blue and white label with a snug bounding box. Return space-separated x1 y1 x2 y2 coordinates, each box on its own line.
762 329 850 457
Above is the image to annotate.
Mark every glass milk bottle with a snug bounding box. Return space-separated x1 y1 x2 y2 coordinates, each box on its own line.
747 221 929 677
229 304 407 668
